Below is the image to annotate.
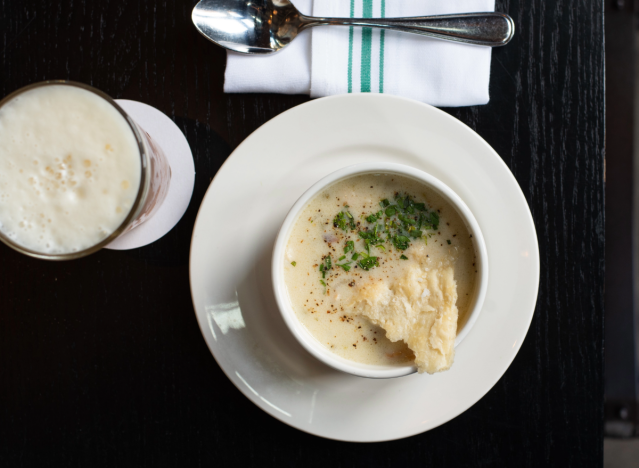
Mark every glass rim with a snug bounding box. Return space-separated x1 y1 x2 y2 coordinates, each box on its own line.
0 80 149 260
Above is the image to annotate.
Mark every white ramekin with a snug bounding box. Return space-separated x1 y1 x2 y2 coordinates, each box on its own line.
272 163 488 379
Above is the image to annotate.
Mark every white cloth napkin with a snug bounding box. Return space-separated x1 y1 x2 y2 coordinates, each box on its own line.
225 0 495 107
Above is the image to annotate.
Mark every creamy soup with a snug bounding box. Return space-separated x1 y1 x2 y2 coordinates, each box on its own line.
283 174 478 374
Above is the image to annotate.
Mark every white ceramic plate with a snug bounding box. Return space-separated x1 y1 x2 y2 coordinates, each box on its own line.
189 94 539 442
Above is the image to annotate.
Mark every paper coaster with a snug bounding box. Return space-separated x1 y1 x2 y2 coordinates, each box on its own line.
105 100 195 250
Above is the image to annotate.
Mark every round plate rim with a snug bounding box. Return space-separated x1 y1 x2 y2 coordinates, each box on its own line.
189 93 540 442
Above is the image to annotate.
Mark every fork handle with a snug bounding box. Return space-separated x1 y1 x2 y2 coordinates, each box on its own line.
300 12 514 47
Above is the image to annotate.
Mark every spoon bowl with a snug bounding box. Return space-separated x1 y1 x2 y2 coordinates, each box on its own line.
193 0 302 54
192 0 515 55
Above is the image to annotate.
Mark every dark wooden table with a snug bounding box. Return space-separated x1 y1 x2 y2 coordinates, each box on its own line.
0 0 604 466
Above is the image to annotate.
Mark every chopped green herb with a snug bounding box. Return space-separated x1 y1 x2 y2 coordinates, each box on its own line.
359 229 385 253
398 214 417 226
333 211 356 231
358 256 379 271
447 239 451 245
321 193 442 277
320 280 326 286
365 210 384 223
333 212 347 230
358 230 377 241
291 261 297 266
430 212 440 230
319 255 332 279
392 235 410 251
418 211 440 231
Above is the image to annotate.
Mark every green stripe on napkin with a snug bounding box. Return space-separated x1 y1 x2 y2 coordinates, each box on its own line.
361 0 373 92
380 0 385 93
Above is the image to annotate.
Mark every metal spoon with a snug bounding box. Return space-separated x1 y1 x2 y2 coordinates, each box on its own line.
192 0 515 55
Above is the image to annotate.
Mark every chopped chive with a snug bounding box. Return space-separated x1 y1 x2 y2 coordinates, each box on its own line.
447 239 451 245
358 256 379 271
392 235 410 251
398 214 416 225
291 261 297 266
324 193 441 276
333 211 355 231
430 212 440 230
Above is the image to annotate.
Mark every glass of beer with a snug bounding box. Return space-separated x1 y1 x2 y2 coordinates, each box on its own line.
0 81 172 260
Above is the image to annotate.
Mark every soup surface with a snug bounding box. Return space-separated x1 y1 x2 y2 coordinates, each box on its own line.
283 173 478 373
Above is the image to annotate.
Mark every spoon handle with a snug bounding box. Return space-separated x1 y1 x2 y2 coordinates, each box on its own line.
300 12 514 47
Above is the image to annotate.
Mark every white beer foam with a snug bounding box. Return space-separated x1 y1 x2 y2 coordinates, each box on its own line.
0 85 141 254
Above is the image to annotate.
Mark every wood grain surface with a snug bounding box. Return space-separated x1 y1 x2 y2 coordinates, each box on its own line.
0 0 604 466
